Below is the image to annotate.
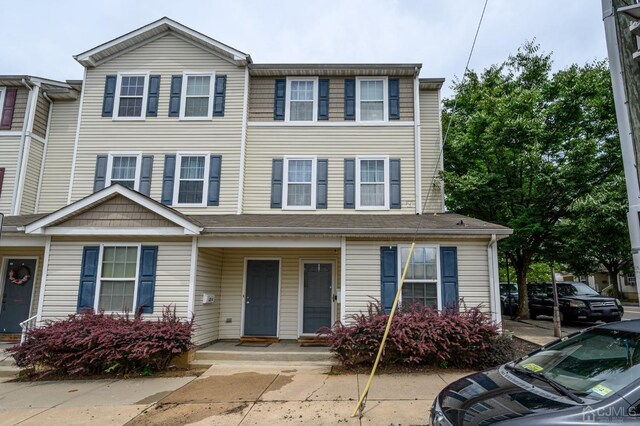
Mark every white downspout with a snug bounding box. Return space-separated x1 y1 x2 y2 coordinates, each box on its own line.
14 82 39 215
35 91 54 213
236 66 249 215
35 235 52 325
487 234 501 329
413 69 422 214
340 236 347 323
187 236 198 320
602 0 640 302
68 68 87 205
11 79 34 215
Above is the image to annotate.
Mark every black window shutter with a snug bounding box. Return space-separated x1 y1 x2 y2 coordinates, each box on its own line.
316 159 328 209
146 75 161 117
161 155 176 205
274 79 286 120
213 75 227 117
390 159 401 209
169 75 183 117
344 79 356 120
344 159 355 209
380 246 398 314
102 75 117 117
136 246 158 314
208 155 222 206
440 247 459 311
93 155 108 192
271 159 284 208
388 78 400 120
318 79 330 120
0 88 17 129
77 246 99 313
139 155 154 196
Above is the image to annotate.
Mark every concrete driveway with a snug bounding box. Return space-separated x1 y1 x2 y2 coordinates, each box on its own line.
0 363 471 425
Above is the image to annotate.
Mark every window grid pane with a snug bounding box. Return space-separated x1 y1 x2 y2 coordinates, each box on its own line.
185 76 211 117
98 280 135 312
111 156 137 188
287 183 312 206
101 247 138 279
180 156 205 179
118 76 145 117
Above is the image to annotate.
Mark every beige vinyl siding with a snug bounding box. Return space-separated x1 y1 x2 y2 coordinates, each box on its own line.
6 87 29 132
244 126 415 213
193 248 223 345
56 195 175 228
419 89 444 213
0 246 45 318
343 238 491 319
38 99 80 213
218 248 340 340
40 237 192 322
0 136 20 214
32 90 50 138
19 139 44 214
249 77 414 122
70 33 245 214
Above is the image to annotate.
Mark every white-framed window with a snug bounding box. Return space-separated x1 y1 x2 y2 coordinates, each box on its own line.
356 77 388 122
283 156 316 209
106 153 141 190
96 245 140 313
113 72 149 119
173 153 210 206
180 72 215 119
356 156 389 210
399 245 440 310
0 87 6 124
285 78 318 122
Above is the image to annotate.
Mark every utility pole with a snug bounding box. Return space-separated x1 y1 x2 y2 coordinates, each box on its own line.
550 264 562 338
602 0 640 304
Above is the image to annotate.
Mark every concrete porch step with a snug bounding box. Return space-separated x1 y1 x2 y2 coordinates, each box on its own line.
195 349 333 362
189 359 335 374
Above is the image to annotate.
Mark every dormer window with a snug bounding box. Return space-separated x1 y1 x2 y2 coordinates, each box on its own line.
114 73 149 119
286 78 318 122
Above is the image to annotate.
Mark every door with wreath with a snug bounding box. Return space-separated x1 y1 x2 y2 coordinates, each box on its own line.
0 259 36 333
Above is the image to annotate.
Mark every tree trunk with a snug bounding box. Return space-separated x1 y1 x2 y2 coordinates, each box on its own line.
515 258 531 319
609 270 621 299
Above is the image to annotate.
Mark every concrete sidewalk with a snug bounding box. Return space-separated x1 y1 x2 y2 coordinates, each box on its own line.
0 362 471 425
503 318 577 346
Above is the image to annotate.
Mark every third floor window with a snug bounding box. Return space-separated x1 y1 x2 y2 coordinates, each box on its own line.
114 73 149 119
181 73 215 119
286 78 318 122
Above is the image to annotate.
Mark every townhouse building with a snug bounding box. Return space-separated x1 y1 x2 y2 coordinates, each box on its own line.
0 18 510 344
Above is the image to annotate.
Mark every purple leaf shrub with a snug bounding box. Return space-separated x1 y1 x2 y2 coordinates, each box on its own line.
320 302 509 369
8 306 193 377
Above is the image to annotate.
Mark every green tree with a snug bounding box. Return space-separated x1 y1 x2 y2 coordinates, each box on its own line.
554 174 631 298
442 43 620 318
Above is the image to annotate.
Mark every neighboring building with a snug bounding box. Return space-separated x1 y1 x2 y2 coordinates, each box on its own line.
0 18 510 344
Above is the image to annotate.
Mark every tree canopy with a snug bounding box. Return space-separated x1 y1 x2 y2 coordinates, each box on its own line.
442 42 621 317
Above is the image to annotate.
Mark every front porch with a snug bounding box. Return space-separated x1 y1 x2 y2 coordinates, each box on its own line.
194 341 333 365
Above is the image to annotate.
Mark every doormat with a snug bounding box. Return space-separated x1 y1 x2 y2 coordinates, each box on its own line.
236 342 272 347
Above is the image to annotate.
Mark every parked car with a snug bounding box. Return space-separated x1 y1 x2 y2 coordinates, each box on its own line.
430 320 640 425
527 281 623 323
499 282 519 315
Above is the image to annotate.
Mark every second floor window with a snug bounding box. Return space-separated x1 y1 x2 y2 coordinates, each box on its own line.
356 157 389 209
283 157 316 209
181 73 214 119
357 78 387 122
174 153 209 206
107 154 141 190
115 74 148 119
286 78 317 121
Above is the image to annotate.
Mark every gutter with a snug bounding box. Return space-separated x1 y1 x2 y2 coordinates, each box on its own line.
35 91 54 213
201 227 512 236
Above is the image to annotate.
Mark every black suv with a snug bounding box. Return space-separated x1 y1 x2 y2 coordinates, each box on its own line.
528 281 623 323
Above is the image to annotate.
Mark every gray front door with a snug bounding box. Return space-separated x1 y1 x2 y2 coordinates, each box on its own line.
303 263 333 334
0 259 37 333
244 260 279 336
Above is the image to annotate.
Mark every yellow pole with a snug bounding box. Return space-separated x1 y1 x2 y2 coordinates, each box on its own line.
351 242 416 418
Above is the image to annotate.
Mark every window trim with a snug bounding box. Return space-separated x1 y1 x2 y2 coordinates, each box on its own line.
105 152 142 191
285 77 319 123
355 76 388 122
112 72 149 120
172 152 211 207
94 243 141 314
282 156 317 210
397 244 442 311
0 87 5 124
355 156 390 210
179 71 216 120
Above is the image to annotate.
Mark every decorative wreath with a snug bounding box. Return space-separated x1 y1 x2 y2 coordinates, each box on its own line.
8 265 31 285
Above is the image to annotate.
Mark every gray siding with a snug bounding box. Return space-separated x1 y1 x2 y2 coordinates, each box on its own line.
193 248 223 345
70 33 246 214
33 90 50 138
419 89 444 213
0 136 20 214
19 138 44 214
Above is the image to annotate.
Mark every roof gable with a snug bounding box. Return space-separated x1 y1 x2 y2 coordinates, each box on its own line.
25 185 202 235
74 17 251 67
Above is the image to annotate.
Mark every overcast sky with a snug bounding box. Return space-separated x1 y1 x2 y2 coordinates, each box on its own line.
0 0 607 98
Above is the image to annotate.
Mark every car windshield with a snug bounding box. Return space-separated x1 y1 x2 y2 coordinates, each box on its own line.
515 327 640 400
500 284 518 296
557 283 600 297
